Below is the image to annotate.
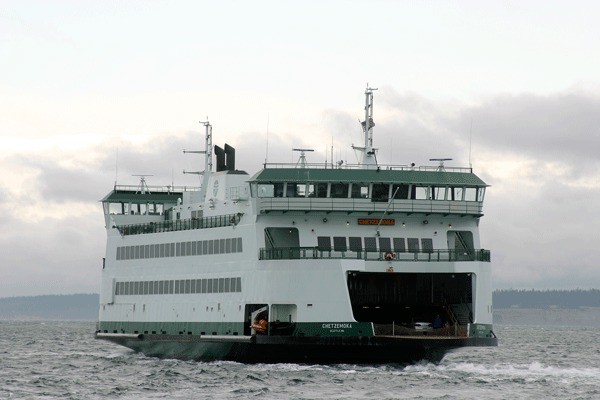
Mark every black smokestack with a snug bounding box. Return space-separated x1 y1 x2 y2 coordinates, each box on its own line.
214 145 226 172
224 143 235 171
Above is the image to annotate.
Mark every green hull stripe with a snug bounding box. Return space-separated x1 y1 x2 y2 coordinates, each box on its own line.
97 321 374 337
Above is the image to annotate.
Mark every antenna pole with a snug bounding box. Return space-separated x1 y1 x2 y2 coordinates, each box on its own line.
352 85 378 169
331 137 333 169
183 119 213 202
115 147 119 187
265 113 270 166
469 118 473 170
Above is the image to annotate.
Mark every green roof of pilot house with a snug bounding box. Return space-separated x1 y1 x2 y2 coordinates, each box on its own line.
249 168 488 187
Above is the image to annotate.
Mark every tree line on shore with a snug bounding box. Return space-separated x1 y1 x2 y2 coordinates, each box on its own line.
493 289 600 309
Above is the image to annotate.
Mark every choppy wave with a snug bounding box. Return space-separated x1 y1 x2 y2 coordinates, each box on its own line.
406 360 600 376
1 321 600 399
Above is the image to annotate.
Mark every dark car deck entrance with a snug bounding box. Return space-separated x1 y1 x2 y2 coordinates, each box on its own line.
347 271 473 335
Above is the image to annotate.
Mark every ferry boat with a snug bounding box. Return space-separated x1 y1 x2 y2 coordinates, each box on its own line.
96 88 497 363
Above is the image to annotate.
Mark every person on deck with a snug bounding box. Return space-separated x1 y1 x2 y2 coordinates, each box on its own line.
433 314 443 329
251 312 268 334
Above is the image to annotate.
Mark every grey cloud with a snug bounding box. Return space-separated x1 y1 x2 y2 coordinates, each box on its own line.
453 92 600 174
374 89 600 177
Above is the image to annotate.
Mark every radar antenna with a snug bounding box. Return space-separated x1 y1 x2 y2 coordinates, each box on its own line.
429 158 453 171
293 148 314 168
132 174 153 194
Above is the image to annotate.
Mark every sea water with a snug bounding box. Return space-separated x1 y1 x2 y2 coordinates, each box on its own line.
1 321 599 399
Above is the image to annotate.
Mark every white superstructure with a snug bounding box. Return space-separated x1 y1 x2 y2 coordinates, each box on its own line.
97 88 496 363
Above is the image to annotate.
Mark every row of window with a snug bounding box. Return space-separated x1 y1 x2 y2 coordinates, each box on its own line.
115 277 242 296
317 236 434 253
116 237 243 261
256 182 484 202
117 214 240 236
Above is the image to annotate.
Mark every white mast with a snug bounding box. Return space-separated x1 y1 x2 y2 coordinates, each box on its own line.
352 86 378 169
183 120 213 202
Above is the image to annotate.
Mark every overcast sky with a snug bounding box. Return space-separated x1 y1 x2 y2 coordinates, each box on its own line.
1 1 599 297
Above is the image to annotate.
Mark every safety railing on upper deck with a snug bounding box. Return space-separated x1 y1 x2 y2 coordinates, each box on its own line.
262 162 473 173
259 247 491 262
258 198 483 215
116 214 242 236
113 184 198 193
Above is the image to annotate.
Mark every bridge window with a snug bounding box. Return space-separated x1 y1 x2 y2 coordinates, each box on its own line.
449 187 464 201
392 184 409 199
306 183 328 197
286 183 306 197
412 186 429 200
316 183 328 197
330 183 349 198
465 187 478 201
432 186 446 200
257 183 284 197
351 183 369 198
371 184 389 202
106 202 126 215
258 183 274 197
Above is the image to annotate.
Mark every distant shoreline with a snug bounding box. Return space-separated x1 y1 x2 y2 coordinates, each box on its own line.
2 291 599 324
0 294 99 321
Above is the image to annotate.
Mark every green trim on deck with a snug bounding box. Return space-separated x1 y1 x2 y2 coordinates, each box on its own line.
249 168 488 187
100 190 184 204
97 321 374 338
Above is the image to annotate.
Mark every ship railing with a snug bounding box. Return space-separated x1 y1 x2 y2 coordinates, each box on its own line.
262 162 473 173
259 247 491 262
373 323 468 338
116 213 242 236
113 184 198 193
258 197 483 216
